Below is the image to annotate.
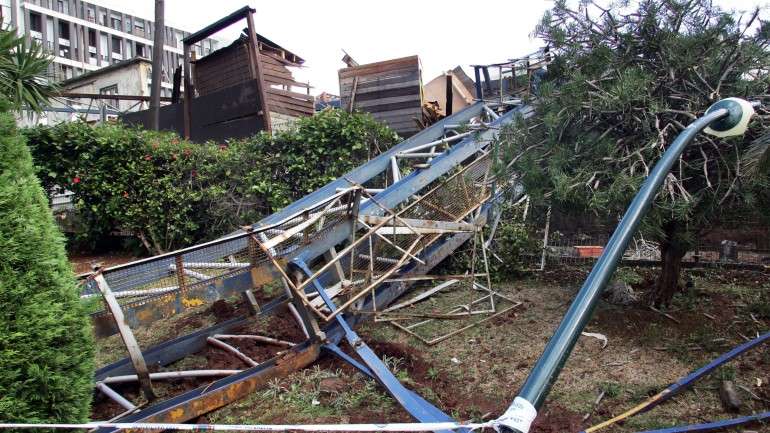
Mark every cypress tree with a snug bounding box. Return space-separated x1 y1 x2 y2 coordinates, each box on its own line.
0 100 94 423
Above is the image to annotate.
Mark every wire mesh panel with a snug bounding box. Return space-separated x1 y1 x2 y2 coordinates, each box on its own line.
82 188 361 334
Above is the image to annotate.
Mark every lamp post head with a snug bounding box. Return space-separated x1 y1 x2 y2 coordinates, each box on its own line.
704 97 755 138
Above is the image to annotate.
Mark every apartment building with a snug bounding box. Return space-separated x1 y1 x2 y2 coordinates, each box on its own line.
0 0 220 96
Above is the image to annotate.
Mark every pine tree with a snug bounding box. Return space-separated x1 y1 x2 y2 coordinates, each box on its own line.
502 0 770 305
0 100 94 423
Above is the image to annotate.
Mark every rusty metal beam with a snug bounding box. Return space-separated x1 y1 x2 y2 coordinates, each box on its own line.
94 340 320 433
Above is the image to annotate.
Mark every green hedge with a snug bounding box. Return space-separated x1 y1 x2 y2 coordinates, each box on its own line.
0 101 94 423
24 109 398 254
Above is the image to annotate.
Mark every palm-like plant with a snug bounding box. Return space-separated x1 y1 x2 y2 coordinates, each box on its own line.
0 29 57 113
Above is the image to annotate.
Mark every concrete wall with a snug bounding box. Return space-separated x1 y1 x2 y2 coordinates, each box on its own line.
65 60 150 112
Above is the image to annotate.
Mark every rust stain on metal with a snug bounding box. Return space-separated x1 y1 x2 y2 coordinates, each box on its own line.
118 343 320 432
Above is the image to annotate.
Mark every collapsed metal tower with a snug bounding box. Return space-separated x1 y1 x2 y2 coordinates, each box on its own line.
81 91 534 431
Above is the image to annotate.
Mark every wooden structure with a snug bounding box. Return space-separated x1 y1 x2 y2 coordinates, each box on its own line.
122 7 313 142
339 55 424 137
423 66 476 116
193 34 314 121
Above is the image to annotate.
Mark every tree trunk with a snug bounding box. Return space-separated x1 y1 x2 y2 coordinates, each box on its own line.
650 226 687 307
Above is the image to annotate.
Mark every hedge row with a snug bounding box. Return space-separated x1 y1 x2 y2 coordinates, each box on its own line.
24 109 399 254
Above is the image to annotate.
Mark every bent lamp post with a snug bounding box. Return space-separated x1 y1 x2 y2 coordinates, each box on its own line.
494 98 756 433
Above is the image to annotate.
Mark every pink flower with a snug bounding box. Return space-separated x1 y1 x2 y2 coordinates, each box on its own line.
73 176 81 184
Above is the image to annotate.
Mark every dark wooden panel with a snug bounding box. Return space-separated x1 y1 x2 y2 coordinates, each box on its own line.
353 99 422 114
191 114 264 142
121 81 267 143
192 79 263 127
121 103 184 136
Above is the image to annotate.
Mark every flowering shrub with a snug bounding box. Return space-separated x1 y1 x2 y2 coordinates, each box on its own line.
24 109 398 254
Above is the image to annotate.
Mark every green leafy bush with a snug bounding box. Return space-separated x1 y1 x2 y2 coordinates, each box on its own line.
24 109 398 254
0 100 94 423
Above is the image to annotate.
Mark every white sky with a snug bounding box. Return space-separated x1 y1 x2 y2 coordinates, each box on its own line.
91 0 766 96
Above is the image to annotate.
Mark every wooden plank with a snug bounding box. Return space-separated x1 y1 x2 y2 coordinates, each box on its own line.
350 78 421 95
354 94 421 109
266 87 314 102
350 67 419 84
246 10 271 132
268 101 313 117
366 106 424 119
384 122 422 133
373 111 422 123
265 76 310 88
338 55 419 79
267 93 314 114
340 69 419 94
267 91 315 107
353 84 421 103
260 60 293 77
270 104 310 118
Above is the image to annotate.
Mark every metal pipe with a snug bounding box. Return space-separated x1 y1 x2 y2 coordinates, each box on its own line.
390 157 400 182
95 383 136 411
100 370 241 385
395 152 442 158
496 100 748 433
399 131 473 154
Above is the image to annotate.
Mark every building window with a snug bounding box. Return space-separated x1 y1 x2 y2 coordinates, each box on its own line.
99 84 119 109
1 0 12 28
125 17 132 33
29 12 42 32
58 21 70 58
45 16 54 51
99 33 108 62
100 11 107 26
125 41 132 58
56 0 68 14
111 36 121 54
134 19 144 34
58 20 69 40
110 14 121 31
88 29 96 47
86 6 95 23
135 43 145 58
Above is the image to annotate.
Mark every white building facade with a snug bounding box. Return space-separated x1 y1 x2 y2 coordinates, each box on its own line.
0 0 220 97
